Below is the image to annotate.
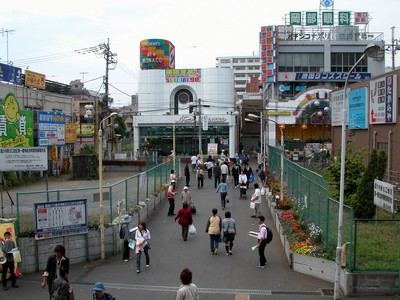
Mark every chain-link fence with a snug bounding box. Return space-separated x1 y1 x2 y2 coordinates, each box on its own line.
15 160 176 235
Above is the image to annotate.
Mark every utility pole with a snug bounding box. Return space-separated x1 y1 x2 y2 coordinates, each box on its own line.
198 98 202 159
0 28 16 64
102 38 117 107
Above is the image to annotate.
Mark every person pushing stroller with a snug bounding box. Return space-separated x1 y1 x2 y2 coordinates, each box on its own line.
238 169 247 199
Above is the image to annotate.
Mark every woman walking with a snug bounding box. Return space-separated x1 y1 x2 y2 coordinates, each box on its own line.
216 178 228 210
205 208 222 255
135 221 151 273
222 211 237 256
174 203 193 241
196 165 204 189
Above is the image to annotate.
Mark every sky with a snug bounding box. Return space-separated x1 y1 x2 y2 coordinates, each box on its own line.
1 0 399 107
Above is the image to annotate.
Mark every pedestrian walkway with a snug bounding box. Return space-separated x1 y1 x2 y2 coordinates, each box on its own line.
2 164 399 299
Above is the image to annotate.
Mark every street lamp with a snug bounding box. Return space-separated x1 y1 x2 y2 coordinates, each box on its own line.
334 43 380 299
172 117 191 172
98 111 118 260
245 116 284 203
313 101 330 150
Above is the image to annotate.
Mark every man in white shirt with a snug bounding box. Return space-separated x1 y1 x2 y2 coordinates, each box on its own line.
191 155 198 173
251 183 262 218
220 162 228 182
256 215 268 268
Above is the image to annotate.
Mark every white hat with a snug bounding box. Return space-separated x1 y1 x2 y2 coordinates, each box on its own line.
183 186 188 190
171 180 176 183
123 214 132 223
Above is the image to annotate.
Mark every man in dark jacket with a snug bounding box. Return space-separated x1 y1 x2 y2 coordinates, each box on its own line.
41 244 70 295
50 268 74 300
213 163 221 188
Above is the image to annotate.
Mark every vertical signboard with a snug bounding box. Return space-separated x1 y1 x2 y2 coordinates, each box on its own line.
260 25 277 83
348 87 368 129
0 93 34 147
331 90 345 127
338 12 351 25
38 111 66 146
370 74 397 124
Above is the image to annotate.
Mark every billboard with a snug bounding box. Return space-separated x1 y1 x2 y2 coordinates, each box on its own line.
0 147 48 171
370 74 397 124
34 199 88 240
0 63 22 85
348 87 368 129
0 93 34 147
37 111 66 146
140 39 175 70
25 70 46 89
165 69 201 83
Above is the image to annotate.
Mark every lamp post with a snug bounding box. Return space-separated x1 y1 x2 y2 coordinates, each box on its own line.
172 117 191 173
245 116 284 202
98 111 118 260
333 43 380 299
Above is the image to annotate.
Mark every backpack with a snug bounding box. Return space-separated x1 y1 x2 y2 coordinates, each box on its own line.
119 225 125 239
265 226 273 244
50 286 61 300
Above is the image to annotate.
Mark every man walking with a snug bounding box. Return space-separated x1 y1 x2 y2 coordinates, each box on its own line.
1 232 19 291
256 215 268 268
220 161 229 182
213 162 221 188
184 163 190 187
167 180 176 216
121 214 132 262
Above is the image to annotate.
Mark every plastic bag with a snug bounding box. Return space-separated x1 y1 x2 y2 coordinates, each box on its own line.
250 202 255 209
189 224 197 235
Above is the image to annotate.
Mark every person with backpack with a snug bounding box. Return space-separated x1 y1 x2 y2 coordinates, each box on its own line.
205 208 222 255
256 215 270 269
50 268 74 300
92 282 115 300
120 214 132 262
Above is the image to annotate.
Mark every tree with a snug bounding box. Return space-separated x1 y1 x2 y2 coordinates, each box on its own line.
328 142 366 204
352 150 387 219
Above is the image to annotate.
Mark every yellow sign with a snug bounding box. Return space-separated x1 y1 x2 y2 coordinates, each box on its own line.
65 124 78 143
25 70 46 89
267 111 292 116
52 141 58 164
76 124 95 135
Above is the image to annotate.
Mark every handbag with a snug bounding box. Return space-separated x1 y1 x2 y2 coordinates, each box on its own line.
249 174 254 183
189 224 197 235
250 202 256 209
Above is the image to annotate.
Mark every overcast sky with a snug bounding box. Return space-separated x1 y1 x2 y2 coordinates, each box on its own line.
1 0 399 107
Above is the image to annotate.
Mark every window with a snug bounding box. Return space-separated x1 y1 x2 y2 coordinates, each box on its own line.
377 142 388 152
278 53 323 72
330 53 368 72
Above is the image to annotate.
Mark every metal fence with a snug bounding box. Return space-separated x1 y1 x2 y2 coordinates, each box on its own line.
269 145 400 274
16 160 177 235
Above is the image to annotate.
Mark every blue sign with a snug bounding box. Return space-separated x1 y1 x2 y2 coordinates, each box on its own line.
320 0 334 8
37 111 66 146
295 72 371 81
34 199 88 240
0 63 22 85
348 87 368 129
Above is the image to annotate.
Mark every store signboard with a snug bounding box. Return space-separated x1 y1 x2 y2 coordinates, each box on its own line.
37 111 66 146
0 147 48 171
0 63 22 85
331 90 345 127
370 74 397 124
348 87 368 129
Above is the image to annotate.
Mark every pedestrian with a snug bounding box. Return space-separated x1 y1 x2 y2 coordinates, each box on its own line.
221 211 237 256
92 282 116 300
184 163 190 187
244 164 254 188
176 268 199 300
231 161 241 188
121 214 132 262
191 154 198 173
205 156 214 179
251 183 262 218
1 232 19 291
135 149 140 160
167 180 176 216
256 215 268 269
213 162 221 188
257 166 266 186
41 245 70 295
220 161 228 182
205 208 222 255
174 202 193 241
180 186 192 206
135 221 151 273
50 268 74 300
170 169 177 181
216 178 228 210
196 165 204 189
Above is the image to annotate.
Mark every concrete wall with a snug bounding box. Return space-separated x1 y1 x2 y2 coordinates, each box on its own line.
17 192 164 274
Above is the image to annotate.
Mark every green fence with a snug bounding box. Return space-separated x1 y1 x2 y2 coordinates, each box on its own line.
16 160 176 235
268 145 400 276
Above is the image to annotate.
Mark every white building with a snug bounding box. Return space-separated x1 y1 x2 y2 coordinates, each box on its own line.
215 56 261 100
133 68 237 157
